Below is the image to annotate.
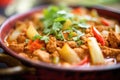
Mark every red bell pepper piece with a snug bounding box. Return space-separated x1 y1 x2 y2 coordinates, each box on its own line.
101 18 110 26
92 26 105 46
77 56 89 65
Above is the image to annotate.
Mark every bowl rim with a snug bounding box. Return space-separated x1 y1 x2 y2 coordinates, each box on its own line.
0 5 120 72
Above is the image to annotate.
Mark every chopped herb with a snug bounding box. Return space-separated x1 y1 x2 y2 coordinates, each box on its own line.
76 40 84 46
40 36 49 43
73 36 84 46
72 28 84 45
43 6 59 19
43 19 53 28
43 28 51 34
32 35 42 40
78 23 90 29
73 36 79 41
68 31 74 39
25 39 30 43
73 21 90 29
54 17 66 22
41 47 45 50
56 31 65 41
32 35 49 43
57 10 67 15
52 22 63 31
41 6 88 43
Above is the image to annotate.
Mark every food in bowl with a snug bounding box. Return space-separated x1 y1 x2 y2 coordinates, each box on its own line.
5 5 120 67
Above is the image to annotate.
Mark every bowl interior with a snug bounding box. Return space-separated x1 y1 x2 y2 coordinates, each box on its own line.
0 5 120 71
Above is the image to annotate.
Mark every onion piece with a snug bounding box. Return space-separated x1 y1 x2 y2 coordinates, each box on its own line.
87 37 105 65
9 30 21 41
115 25 120 34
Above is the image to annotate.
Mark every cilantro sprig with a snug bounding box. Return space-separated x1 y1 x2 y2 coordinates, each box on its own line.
34 6 91 45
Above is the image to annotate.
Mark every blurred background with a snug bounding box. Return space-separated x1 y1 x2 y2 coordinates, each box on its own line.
0 0 120 25
0 0 120 16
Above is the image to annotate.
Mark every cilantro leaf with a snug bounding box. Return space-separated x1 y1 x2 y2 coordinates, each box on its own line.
32 35 42 40
72 28 84 41
43 28 51 34
43 6 59 19
52 22 63 31
32 35 49 43
56 31 65 41
77 40 84 46
43 19 53 28
73 21 90 29
40 36 49 43
25 39 30 43
54 17 66 22
78 23 90 28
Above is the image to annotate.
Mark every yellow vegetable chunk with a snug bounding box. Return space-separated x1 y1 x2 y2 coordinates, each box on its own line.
87 37 105 65
62 19 72 30
59 43 80 64
26 23 39 39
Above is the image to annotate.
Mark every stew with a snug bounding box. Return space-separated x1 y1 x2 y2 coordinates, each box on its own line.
5 6 120 67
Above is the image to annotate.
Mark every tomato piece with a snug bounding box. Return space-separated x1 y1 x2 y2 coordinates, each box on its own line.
92 26 105 46
72 8 82 15
101 18 110 26
29 39 45 51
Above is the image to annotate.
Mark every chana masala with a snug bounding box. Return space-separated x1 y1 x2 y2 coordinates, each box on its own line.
5 6 120 67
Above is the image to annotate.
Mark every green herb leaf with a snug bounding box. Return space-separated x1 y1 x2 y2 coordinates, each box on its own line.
43 28 51 34
40 36 49 43
56 31 65 41
25 39 30 43
77 40 84 46
43 6 59 19
43 19 53 28
72 28 84 41
52 22 63 31
33 35 49 43
32 35 42 40
54 17 66 22
78 23 90 28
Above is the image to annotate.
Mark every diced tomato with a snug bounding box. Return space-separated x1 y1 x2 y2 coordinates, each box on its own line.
92 26 105 46
71 8 82 15
101 18 110 26
28 39 45 51
76 56 89 66
72 7 87 15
